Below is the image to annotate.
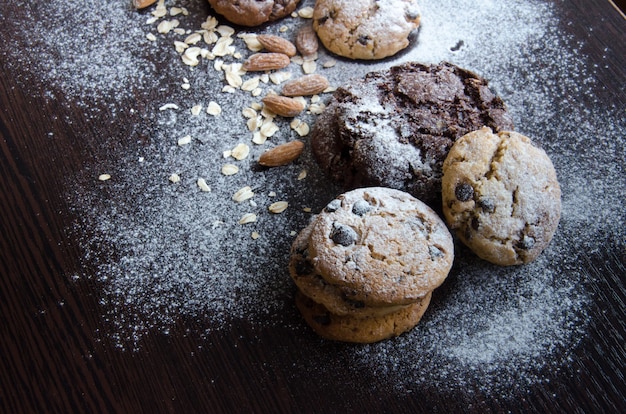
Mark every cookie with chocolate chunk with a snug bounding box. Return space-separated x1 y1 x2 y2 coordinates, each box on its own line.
312 0 421 60
289 219 412 317
295 290 431 343
307 187 454 307
441 127 561 265
311 62 514 207
207 0 301 27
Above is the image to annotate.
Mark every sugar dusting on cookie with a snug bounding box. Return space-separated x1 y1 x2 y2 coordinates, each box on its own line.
1 0 623 401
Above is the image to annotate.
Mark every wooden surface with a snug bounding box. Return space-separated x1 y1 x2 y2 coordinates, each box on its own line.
1 1 625 413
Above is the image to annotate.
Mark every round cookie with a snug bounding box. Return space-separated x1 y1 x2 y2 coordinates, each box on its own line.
310 62 515 207
441 127 561 265
308 187 454 307
295 290 432 343
207 0 301 27
312 0 421 60
289 219 411 317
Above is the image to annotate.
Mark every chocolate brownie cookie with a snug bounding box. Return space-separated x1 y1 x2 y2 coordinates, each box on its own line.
307 187 454 307
442 127 561 265
311 62 514 207
207 0 301 27
312 0 421 60
295 290 431 343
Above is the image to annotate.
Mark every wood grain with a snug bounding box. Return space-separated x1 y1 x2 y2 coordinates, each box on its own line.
0 1 624 413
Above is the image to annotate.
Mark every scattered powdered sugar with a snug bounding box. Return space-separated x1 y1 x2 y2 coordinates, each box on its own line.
4 0 624 400
0 0 166 104
348 245 590 396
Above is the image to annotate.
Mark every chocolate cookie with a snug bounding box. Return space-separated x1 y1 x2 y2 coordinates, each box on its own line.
295 290 431 343
307 187 454 307
442 127 561 265
207 0 301 27
311 62 514 207
312 0 421 60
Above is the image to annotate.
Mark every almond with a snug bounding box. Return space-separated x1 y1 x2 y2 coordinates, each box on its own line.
281 74 329 96
243 53 291 72
262 95 305 117
258 140 305 167
296 25 319 56
133 0 157 8
257 35 297 57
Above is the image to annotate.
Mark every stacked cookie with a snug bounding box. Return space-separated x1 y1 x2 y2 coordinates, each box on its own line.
289 187 454 343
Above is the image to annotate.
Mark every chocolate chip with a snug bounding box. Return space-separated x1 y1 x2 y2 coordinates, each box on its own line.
358 35 370 45
330 222 358 246
478 198 495 213
471 216 480 230
518 235 535 250
312 313 331 326
455 183 474 201
325 199 341 213
295 257 314 276
352 199 372 216
406 9 421 20
429 245 444 260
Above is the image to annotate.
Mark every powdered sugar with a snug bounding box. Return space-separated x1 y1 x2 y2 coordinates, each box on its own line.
3 0 623 401
12 1 163 102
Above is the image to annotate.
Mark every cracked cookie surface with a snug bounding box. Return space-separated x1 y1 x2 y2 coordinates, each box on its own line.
312 0 421 60
442 127 561 265
308 187 454 307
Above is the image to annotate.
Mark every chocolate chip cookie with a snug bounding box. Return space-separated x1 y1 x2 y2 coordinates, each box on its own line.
312 0 421 60
289 187 453 342
442 127 561 265
207 0 301 27
295 290 431 343
310 62 514 207
307 187 454 307
289 219 412 317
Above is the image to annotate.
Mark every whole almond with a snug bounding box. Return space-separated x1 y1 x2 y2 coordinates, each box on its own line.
243 53 291 72
296 25 319 56
257 35 297 57
262 95 305 117
133 0 157 8
259 140 305 167
282 74 330 96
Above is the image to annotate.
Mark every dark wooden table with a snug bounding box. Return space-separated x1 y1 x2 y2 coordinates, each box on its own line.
1 1 624 412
